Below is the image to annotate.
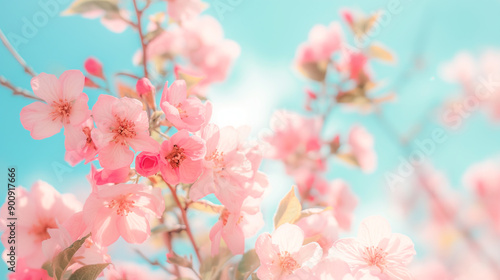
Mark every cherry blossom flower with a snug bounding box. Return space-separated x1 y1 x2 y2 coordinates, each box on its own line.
92 95 159 170
264 111 325 175
348 125 377 173
210 196 264 255
136 77 155 98
64 117 98 166
255 223 323 280
159 129 206 185
0 181 82 268
160 80 212 132
295 211 339 254
42 212 110 270
329 216 415 279
167 0 208 23
20 70 91 140
135 152 161 177
295 22 344 66
82 183 164 246
190 124 254 202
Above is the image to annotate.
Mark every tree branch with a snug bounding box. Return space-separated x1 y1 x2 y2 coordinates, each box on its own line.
0 29 36 77
0 76 41 101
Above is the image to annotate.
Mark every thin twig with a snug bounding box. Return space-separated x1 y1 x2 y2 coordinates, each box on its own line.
0 76 41 101
135 249 170 273
0 29 36 77
132 0 149 79
167 183 203 265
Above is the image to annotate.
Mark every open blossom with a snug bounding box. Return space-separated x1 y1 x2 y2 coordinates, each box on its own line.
255 223 323 280
160 80 212 132
210 196 264 255
348 125 377 173
167 0 207 23
135 152 161 177
159 129 206 185
42 212 110 270
190 124 254 202
20 70 91 140
295 211 339 254
330 216 415 279
295 22 343 66
64 117 98 166
92 95 159 170
0 181 82 268
88 164 130 186
83 183 164 246
264 111 325 174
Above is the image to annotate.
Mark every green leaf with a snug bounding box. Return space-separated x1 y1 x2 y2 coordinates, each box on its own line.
42 261 53 277
273 187 302 229
167 252 193 268
237 249 260 280
298 61 328 82
200 247 231 280
297 207 331 221
68 263 110 280
52 233 91 280
62 0 120 16
189 200 224 214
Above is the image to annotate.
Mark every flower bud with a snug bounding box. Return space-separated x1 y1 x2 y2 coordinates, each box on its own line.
84 57 104 79
136 77 155 98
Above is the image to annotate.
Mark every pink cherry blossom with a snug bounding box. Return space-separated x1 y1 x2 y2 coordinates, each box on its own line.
463 160 500 232
42 212 110 270
7 258 51 280
255 223 323 280
295 22 344 66
190 124 254 202
0 181 82 268
20 70 91 140
64 117 98 166
167 0 207 23
210 196 264 255
160 80 212 132
264 111 325 175
82 183 164 246
329 216 415 279
92 95 159 169
348 125 377 173
290 257 353 280
295 211 339 254
135 152 161 177
159 129 206 185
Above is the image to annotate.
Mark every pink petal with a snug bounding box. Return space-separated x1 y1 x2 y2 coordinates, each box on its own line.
31 73 60 103
295 242 322 268
20 102 63 139
358 216 392 246
128 132 160 153
98 143 135 170
179 159 203 183
222 218 245 255
92 94 118 128
59 70 85 101
209 221 223 256
167 80 187 105
68 93 91 126
118 213 150 244
272 223 304 254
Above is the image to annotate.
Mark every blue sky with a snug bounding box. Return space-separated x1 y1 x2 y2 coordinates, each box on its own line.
1 0 500 275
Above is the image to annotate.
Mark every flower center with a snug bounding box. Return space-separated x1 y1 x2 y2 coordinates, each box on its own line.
29 218 57 243
206 149 225 171
107 194 136 216
278 251 300 274
111 116 136 144
165 144 186 168
362 246 388 271
50 99 72 124
177 104 189 119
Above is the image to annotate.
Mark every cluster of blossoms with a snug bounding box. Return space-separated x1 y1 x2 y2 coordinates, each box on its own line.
0 1 425 279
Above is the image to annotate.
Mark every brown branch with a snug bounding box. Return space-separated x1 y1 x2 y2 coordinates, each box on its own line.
132 0 149 79
135 249 170 274
0 76 41 101
167 183 203 265
0 29 36 77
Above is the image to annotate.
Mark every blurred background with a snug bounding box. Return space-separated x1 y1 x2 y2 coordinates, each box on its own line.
2 0 500 277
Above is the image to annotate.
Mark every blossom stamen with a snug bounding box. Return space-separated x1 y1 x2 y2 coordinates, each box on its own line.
165 144 186 168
